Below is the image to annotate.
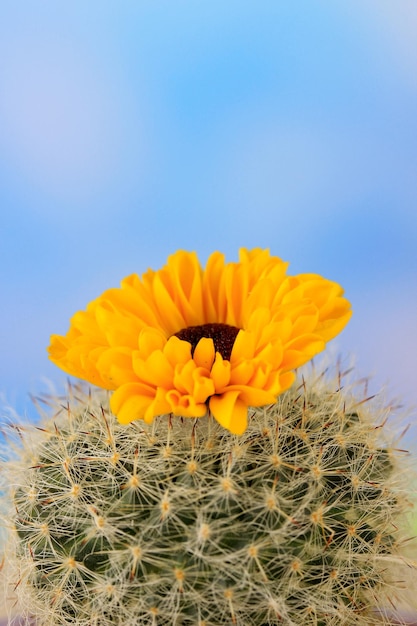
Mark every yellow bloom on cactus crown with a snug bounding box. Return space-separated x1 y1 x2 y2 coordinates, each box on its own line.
48 248 352 434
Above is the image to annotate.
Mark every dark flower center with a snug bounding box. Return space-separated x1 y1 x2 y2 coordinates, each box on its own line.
174 323 240 361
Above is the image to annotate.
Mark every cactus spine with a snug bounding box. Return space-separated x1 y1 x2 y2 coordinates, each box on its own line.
1 365 416 625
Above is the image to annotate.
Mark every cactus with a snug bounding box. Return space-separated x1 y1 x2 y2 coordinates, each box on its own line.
1 363 416 625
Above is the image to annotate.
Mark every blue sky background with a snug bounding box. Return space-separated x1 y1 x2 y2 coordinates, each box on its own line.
1 2 416 448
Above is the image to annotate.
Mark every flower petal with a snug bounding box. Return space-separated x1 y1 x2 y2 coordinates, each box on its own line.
210 353 231 390
193 337 216 369
96 347 138 387
209 391 248 435
111 383 162 424
166 390 208 418
165 250 205 326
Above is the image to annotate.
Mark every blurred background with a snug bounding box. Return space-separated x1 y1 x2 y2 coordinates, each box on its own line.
0 2 416 452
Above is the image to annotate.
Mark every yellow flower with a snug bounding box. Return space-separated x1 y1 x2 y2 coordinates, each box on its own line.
48 249 351 434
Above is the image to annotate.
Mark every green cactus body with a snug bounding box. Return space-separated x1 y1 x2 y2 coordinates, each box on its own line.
1 367 416 625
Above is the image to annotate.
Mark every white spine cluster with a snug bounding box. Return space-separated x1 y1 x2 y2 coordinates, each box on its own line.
1 366 416 625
